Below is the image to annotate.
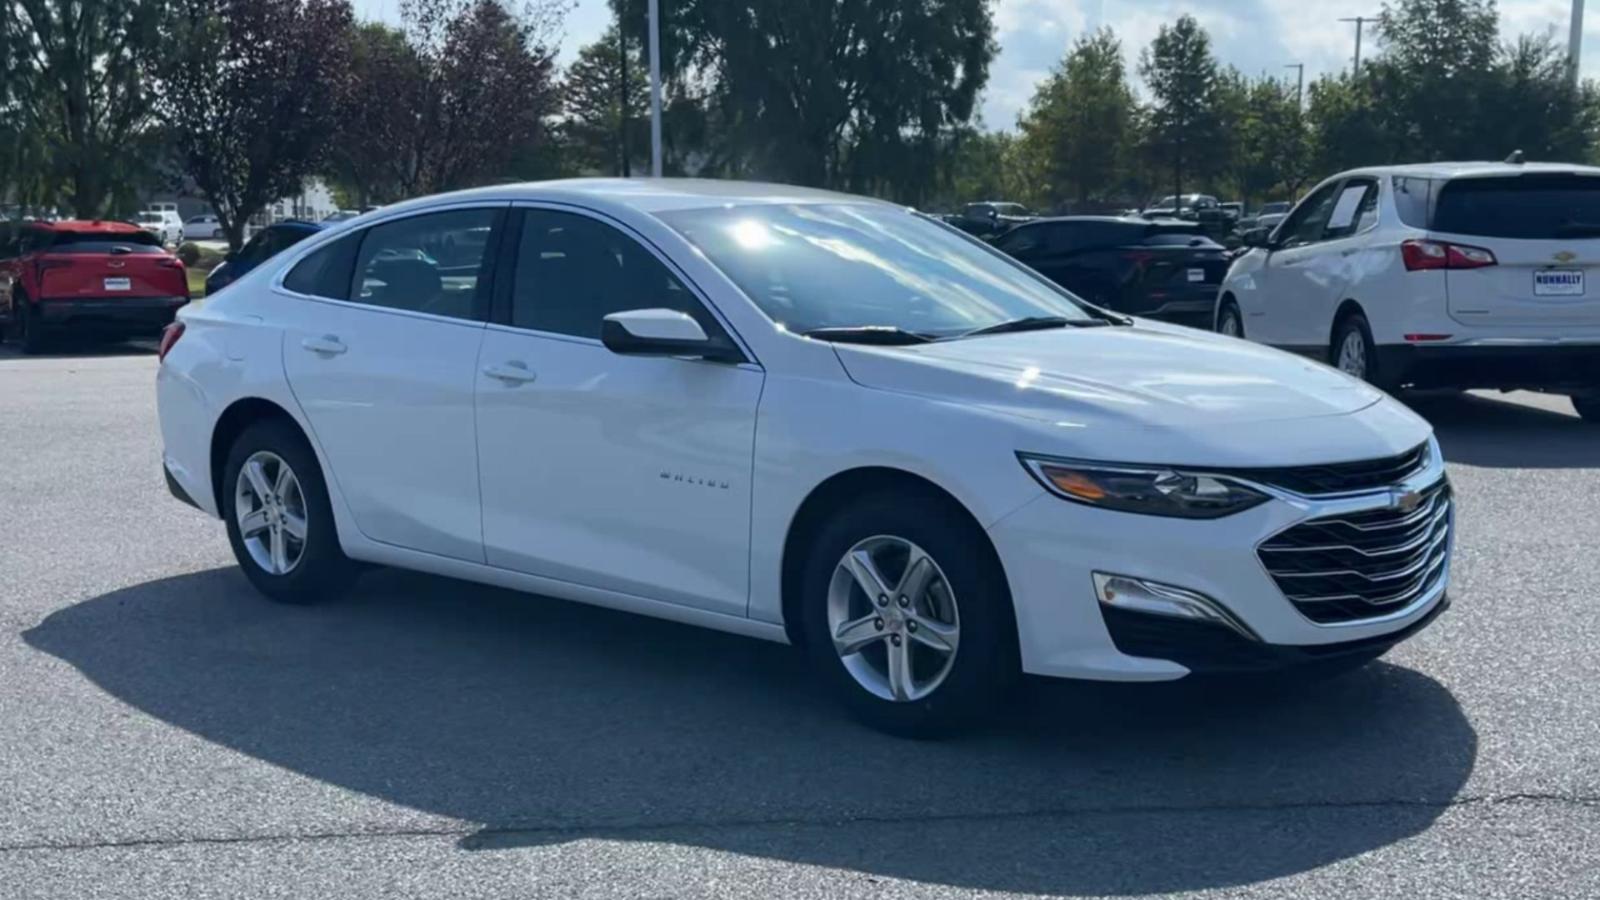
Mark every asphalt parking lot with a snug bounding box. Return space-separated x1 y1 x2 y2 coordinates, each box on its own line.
2 340 1597 899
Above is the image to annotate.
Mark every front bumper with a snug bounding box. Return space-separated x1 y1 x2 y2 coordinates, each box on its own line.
37 297 189 333
987 445 1451 681
1377 342 1600 391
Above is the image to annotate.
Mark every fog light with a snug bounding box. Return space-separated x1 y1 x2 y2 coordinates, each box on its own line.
1092 573 1257 639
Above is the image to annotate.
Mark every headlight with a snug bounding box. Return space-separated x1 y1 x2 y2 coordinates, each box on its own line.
1017 453 1269 519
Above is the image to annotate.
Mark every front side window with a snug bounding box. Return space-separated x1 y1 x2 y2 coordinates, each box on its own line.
350 208 498 320
661 203 1093 337
1276 183 1342 248
510 209 711 339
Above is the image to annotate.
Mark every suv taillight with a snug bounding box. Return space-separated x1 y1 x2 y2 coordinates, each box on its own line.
158 322 185 362
1401 239 1497 271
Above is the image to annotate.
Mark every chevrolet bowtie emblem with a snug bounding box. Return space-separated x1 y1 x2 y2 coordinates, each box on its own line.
1391 489 1424 513
1553 250 1578 264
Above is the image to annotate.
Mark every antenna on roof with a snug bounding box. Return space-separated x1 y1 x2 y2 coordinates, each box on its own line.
1505 149 1526 164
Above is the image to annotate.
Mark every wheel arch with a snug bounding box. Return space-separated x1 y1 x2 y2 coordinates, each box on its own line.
1331 298 1369 347
209 397 310 514
778 466 1005 648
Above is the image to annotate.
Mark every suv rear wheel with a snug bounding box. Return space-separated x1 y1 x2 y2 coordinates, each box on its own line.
1332 313 1389 390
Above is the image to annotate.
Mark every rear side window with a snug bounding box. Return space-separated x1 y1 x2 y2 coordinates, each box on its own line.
350 208 499 321
994 226 1043 256
1051 222 1136 252
40 230 165 254
1392 177 1433 228
284 233 360 299
1432 174 1600 239
1323 180 1380 241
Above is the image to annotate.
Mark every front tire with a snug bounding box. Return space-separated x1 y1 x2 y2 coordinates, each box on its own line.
1216 300 1244 337
798 491 1019 737
221 419 355 604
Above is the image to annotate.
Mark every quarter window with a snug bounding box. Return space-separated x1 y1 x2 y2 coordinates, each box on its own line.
509 209 711 339
284 233 361 300
350 208 498 321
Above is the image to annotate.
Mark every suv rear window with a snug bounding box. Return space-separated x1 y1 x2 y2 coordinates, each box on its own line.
1431 174 1600 239
39 230 165 254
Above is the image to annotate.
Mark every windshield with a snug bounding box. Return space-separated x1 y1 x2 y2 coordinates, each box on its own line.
661 203 1092 337
136 213 162 223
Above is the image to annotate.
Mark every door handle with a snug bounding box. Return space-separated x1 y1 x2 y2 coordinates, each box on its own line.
483 361 537 384
301 335 346 355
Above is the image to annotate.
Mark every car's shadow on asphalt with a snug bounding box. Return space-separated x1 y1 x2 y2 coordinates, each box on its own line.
25 567 1476 896
1408 390 1600 469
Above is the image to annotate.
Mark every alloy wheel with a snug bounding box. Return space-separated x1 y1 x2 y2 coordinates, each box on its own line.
234 450 309 575
826 535 961 702
1219 309 1242 337
1337 329 1368 378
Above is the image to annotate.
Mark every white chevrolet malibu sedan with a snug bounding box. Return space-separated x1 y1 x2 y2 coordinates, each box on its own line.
157 179 1452 735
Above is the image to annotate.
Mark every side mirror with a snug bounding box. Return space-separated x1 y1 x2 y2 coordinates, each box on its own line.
600 309 742 363
1241 227 1272 249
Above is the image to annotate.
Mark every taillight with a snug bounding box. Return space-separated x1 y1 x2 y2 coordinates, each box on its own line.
158 321 185 362
1122 251 1155 265
1401 239 1497 271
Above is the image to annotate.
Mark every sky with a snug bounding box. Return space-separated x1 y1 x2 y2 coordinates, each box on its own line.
355 0 1600 129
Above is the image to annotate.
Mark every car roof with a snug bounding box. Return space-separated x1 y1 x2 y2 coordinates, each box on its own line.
271 219 324 231
1020 215 1193 225
29 219 147 234
1337 160 1600 181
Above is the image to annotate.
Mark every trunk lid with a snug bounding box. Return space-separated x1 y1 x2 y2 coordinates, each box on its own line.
35 232 187 300
1432 172 1600 327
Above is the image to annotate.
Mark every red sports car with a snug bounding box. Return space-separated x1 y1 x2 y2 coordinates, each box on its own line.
1 219 190 353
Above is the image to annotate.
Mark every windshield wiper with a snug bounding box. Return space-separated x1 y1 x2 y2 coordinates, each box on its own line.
801 325 935 345
953 316 1111 339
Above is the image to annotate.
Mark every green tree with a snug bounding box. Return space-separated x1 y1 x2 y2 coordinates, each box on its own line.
324 23 422 208
1138 14 1228 202
1486 33 1600 161
155 0 356 250
5 0 166 217
562 25 648 176
1373 0 1498 158
1232 74 1309 203
1017 27 1137 210
621 0 995 201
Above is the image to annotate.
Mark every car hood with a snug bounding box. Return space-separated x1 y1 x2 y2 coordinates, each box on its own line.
833 322 1386 432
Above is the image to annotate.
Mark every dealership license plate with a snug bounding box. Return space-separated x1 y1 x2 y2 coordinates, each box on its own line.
103 277 131 291
1534 269 1584 296
1187 268 1205 282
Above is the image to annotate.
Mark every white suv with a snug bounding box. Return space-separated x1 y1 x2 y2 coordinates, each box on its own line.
1217 161 1600 422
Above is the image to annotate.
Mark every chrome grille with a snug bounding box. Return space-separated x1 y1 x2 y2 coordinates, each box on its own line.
1258 480 1452 624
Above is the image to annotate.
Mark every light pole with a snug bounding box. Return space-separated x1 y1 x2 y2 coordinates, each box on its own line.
1571 0 1586 84
1285 63 1304 107
648 0 663 177
1339 16 1377 76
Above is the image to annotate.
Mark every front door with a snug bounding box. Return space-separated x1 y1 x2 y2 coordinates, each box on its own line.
475 207 763 617
1249 181 1343 348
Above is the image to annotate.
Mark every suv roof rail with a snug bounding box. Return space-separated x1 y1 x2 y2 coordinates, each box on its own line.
1504 149 1526 164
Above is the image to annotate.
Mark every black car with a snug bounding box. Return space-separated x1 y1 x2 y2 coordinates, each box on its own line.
991 216 1230 326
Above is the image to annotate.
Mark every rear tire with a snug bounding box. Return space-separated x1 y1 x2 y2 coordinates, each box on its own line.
1331 313 1390 390
221 418 355 604
1572 393 1600 424
15 298 47 355
798 491 1019 737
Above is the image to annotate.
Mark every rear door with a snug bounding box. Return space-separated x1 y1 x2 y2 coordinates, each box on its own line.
1248 181 1343 346
280 206 504 562
1431 173 1600 328
33 231 187 300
